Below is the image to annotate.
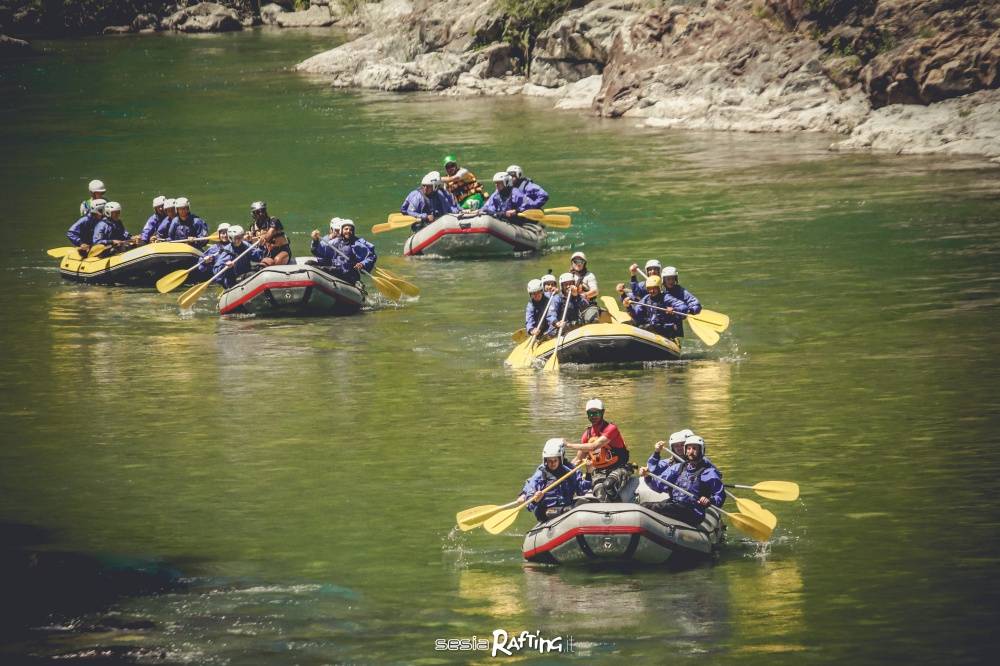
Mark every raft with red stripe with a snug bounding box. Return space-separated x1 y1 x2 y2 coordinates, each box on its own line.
217 263 365 316
521 483 724 565
403 213 546 257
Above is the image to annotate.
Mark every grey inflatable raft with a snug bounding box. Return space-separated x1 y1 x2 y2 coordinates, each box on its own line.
403 214 546 257
217 263 365 316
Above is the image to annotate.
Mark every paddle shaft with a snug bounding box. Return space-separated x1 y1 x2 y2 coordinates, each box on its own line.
202 239 261 287
512 462 587 512
323 240 379 284
527 292 556 346
546 289 573 367
665 449 746 508
645 470 730 519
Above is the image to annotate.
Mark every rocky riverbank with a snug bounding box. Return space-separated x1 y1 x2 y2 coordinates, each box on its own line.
294 0 1000 163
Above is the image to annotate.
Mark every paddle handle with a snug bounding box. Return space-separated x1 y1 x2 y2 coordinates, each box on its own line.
516 462 587 511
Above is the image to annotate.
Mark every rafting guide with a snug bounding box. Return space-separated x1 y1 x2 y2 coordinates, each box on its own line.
434 629 574 656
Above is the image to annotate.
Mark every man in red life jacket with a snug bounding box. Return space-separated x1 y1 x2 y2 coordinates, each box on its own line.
566 398 631 502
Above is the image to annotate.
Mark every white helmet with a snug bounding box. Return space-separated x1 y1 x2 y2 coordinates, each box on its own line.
104 201 122 214
340 219 356 230
558 272 575 285
571 251 587 263
683 434 706 457
526 279 543 294
153 195 166 208
668 429 695 446
175 197 190 209
645 259 662 271
88 179 106 193
217 222 230 232
506 165 523 179
250 200 267 212
420 172 438 187
542 437 565 461
541 273 557 284
90 198 107 213
663 266 678 278
585 398 604 412
329 217 344 232
492 172 513 188
163 198 176 209
228 224 245 238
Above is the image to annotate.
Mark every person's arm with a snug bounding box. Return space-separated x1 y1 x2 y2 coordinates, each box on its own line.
583 274 598 300
525 301 539 332
703 469 725 508
684 289 702 315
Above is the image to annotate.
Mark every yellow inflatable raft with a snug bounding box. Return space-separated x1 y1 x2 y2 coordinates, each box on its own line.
59 243 203 286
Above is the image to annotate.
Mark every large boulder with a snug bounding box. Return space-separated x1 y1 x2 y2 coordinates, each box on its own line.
162 2 243 33
0 33 32 56
530 0 647 88
260 4 286 26
275 4 338 28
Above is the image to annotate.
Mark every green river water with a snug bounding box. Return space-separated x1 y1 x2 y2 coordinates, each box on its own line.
1 29 999 664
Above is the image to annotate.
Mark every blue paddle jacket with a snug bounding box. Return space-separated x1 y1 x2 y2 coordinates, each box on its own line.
514 179 549 209
155 215 177 239
521 462 590 513
646 459 724 520
629 291 688 337
545 292 590 337
481 187 527 218
525 295 550 332
167 214 209 247
92 218 132 246
140 213 165 243
213 241 257 288
66 213 101 246
311 237 376 283
665 283 701 315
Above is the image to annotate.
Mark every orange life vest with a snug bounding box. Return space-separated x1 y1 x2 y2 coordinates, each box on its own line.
584 421 629 470
445 170 485 203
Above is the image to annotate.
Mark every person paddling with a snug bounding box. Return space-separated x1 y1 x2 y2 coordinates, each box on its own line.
639 434 724 524
516 438 589 523
66 199 107 256
541 272 558 296
167 197 209 247
195 222 231 280
544 272 589 338
155 198 178 240
623 274 687 338
92 202 134 253
213 225 258 289
401 172 459 232
250 201 292 265
565 398 631 502
524 279 550 339
617 258 661 301
139 196 167 244
481 172 529 223
506 165 549 209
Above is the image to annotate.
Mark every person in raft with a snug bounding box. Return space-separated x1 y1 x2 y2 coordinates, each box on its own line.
66 198 107 256
642 429 694 484
155 198 178 240
544 272 590 338
566 398 631 502
139 196 168 245
639 434 724 525
213 225 259 289
92 201 134 253
166 197 210 248
401 172 460 232
541 272 558 296
480 172 530 223
517 438 590 523
309 217 343 265
524 279 550 339
310 219 376 284
617 258 662 302
441 154 487 211
249 201 292 266
506 165 549 210
661 265 701 326
79 179 107 217
623 274 688 338
194 222 231 280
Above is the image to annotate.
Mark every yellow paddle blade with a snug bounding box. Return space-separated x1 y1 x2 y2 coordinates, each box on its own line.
505 336 536 368
689 308 730 331
732 496 777 530
544 206 579 213
511 328 528 343
375 269 419 297
87 244 107 258
483 505 523 535
751 481 799 502
47 246 78 258
725 511 773 542
600 296 632 324
518 209 544 221
388 213 417 223
156 268 193 294
456 504 507 531
177 279 213 309
542 348 560 373
372 218 414 234
687 316 720 346
536 214 572 228
372 274 402 301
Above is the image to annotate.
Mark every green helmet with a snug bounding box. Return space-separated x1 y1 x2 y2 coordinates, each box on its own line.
443 154 458 168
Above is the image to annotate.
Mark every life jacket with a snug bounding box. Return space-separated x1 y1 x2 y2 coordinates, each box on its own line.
445 170 485 203
584 420 629 470
672 460 707 506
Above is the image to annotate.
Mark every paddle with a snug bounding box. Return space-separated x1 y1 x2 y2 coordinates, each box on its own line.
628 301 721 346
372 215 416 234
47 246 80 259
600 295 633 324
323 241 402 302
157 260 208 294
727 481 799 502
542 290 574 373
645 470 772 542
511 328 528 343
86 244 108 259
482 462 587 535
516 209 572 228
374 267 419 297
178 240 261 309
506 293 557 368
456 500 520 532
663 450 776 529
544 206 579 213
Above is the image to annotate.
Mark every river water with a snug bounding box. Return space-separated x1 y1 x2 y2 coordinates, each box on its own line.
1 29 999 664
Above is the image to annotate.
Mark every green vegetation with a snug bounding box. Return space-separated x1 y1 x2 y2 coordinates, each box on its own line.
494 0 584 74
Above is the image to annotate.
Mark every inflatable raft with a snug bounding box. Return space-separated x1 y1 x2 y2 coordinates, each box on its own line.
217 263 365 317
522 488 724 566
59 242 202 286
403 214 546 257
528 322 681 364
